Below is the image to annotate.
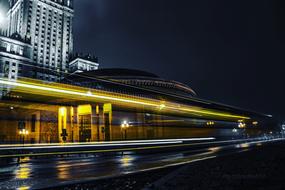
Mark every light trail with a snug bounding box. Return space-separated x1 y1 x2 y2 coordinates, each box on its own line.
0 137 280 159
0 79 158 107
0 137 216 148
0 137 281 190
0 78 250 120
134 155 217 174
0 141 184 150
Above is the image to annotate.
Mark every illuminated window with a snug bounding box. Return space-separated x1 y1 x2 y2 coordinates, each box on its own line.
6 44 10 52
19 47 23 56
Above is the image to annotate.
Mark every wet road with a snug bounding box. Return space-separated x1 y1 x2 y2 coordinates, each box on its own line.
0 138 280 190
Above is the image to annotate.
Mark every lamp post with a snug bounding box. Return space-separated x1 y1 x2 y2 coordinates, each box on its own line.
121 120 129 140
19 129 29 145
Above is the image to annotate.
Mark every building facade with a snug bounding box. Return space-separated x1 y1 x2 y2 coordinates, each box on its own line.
0 68 277 144
0 33 32 81
0 0 99 82
7 0 74 81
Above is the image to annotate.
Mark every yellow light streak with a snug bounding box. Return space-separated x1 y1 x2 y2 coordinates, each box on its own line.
159 104 166 110
0 78 250 120
17 186 30 190
0 79 158 107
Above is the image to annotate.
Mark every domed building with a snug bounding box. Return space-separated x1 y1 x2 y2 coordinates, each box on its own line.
61 68 277 142
65 68 196 98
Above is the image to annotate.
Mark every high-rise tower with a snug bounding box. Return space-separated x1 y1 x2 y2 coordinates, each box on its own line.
7 0 74 81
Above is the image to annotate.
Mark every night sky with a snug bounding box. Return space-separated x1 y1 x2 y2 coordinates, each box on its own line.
1 0 285 120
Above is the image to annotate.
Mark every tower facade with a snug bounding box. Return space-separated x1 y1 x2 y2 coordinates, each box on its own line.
7 0 74 81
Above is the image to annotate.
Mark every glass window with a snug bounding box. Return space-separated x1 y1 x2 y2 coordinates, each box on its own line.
19 47 23 56
6 44 10 52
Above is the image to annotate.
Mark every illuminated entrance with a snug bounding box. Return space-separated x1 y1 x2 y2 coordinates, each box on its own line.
58 107 67 143
78 105 92 142
79 115 91 142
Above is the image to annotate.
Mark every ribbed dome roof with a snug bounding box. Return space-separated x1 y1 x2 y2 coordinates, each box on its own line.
64 68 196 97
77 68 159 78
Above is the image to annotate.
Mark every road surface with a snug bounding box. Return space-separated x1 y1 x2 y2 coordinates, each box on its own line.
0 138 280 190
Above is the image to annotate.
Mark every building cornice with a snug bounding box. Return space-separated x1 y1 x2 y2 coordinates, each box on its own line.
0 52 33 62
69 58 99 67
39 0 74 13
0 36 32 47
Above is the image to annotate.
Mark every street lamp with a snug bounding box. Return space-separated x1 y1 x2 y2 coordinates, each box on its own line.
238 122 246 128
121 120 129 140
19 129 29 145
232 128 238 133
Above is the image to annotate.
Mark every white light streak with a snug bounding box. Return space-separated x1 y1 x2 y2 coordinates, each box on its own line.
0 138 215 150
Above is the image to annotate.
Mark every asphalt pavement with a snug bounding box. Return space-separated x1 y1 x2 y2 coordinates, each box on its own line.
0 138 281 190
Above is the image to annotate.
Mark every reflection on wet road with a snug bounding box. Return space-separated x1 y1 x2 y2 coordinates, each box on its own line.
0 139 279 190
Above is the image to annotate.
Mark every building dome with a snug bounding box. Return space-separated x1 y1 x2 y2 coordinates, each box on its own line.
65 68 196 97
78 68 159 78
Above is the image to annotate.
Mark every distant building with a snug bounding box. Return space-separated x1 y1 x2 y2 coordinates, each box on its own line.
0 0 99 82
7 0 74 81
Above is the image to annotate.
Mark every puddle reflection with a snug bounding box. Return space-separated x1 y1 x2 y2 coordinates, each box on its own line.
17 185 30 190
56 161 71 180
119 155 135 167
15 158 31 180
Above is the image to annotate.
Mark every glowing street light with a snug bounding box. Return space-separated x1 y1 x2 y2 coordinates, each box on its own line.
252 121 258 126
206 121 215 126
19 129 29 135
121 120 130 140
121 120 129 129
238 122 246 128
19 129 29 145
